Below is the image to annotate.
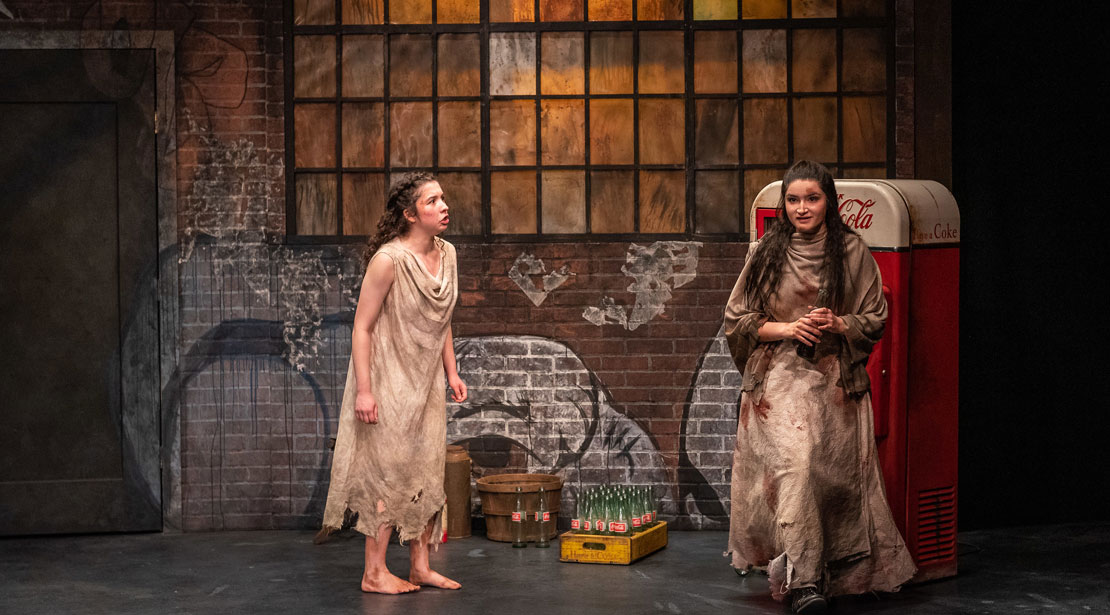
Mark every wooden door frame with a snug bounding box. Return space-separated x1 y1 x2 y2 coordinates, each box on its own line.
0 31 181 532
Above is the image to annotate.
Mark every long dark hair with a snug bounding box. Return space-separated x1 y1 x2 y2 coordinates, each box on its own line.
743 160 853 313
361 171 437 269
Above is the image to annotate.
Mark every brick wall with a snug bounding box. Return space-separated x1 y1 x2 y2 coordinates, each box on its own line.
1 0 923 532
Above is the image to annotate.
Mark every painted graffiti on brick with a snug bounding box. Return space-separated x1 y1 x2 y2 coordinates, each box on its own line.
448 335 676 518
508 252 573 307
678 325 741 529
583 241 703 330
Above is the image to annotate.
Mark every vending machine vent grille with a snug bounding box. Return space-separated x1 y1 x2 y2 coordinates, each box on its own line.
916 486 956 564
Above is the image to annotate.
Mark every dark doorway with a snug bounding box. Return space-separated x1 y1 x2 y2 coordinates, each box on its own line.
0 49 161 534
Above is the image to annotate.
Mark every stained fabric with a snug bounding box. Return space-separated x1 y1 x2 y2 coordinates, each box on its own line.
723 229 916 598
322 237 458 543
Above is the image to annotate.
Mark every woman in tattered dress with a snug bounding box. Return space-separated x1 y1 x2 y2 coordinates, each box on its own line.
321 172 467 594
724 161 916 613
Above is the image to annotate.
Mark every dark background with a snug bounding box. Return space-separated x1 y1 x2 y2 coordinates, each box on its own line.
953 3 1106 529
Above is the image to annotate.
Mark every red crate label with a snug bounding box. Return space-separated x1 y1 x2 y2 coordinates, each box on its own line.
610 522 627 533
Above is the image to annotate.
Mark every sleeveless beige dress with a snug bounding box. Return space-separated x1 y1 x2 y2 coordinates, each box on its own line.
322 237 458 542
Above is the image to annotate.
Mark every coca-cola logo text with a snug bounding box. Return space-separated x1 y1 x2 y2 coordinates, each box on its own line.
837 195 875 230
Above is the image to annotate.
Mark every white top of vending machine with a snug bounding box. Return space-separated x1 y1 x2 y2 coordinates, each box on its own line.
749 180 960 250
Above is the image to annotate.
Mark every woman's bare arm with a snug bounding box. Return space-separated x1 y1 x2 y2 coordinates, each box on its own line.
351 254 395 423
442 326 467 403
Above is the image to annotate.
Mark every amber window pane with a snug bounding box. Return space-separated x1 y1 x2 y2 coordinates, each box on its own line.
295 104 336 168
742 29 787 93
695 99 739 165
639 31 685 93
342 36 384 97
742 0 786 19
295 0 334 25
490 33 537 95
438 101 482 167
296 174 337 235
342 103 385 167
541 100 585 165
743 168 782 226
843 28 885 92
693 0 737 20
439 172 482 235
640 171 685 233
792 97 837 162
343 173 386 235
390 35 433 97
590 0 632 20
294 36 335 98
694 30 737 94
591 171 635 233
491 171 537 233
742 98 787 164
839 166 886 179
541 171 586 233
792 29 836 92
389 102 433 167
490 100 537 166
540 0 583 21
639 99 684 165
437 34 481 97
541 32 585 95
342 0 383 24
490 0 534 21
438 0 479 23
696 171 740 234
589 99 634 165
842 96 886 162
390 0 431 23
590 32 633 94
791 0 835 18
842 0 885 17
638 0 683 19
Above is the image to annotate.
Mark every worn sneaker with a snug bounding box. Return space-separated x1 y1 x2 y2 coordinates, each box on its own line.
790 587 828 614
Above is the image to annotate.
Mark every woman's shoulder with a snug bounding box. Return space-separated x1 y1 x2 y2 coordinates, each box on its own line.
369 242 401 265
744 238 761 260
842 230 871 255
841 230 879 270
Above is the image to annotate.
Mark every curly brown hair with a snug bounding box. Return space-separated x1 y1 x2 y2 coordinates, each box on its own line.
743 160 854 314
360 171 437 270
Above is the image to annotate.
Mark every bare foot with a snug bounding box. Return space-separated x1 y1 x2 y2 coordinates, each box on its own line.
409 569 462 590
361 571 421 594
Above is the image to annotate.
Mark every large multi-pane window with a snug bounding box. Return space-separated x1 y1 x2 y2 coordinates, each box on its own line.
287 0 891 239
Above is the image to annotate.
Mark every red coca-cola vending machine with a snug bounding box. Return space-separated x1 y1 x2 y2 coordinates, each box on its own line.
751 180 960 583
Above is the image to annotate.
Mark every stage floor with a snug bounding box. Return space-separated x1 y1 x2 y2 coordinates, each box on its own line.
2 523 1107 614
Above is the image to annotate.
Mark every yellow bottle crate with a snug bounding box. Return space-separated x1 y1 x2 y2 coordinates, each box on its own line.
558 521 668 565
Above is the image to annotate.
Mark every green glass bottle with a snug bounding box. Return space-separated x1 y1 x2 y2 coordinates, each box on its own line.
599 486 608 532
631 488 644 534
535 486 551 548
612 492 629 537
511 486 527 548
572 489 586 534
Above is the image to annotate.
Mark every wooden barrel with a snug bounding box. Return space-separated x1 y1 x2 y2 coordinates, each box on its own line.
476 473 562 542
444 445 472 539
